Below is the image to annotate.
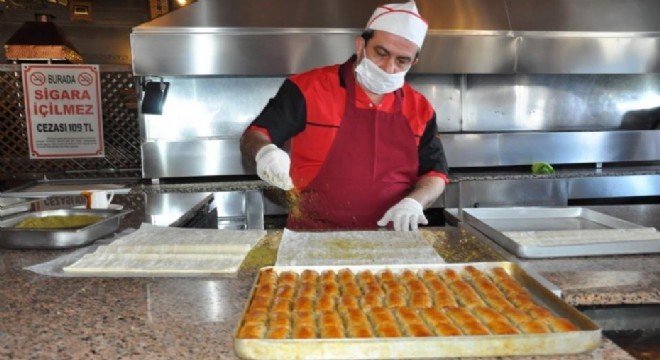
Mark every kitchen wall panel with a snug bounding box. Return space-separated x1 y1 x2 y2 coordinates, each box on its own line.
464 74 660 132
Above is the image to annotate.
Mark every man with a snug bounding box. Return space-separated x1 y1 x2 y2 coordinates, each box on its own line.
240 1 449 231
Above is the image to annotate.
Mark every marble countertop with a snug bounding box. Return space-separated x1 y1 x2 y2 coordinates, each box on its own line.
447 164 660 181
126 164 660 195
0 227 638 359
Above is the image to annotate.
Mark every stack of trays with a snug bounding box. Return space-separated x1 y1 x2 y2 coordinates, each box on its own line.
234 262 601 359
462 207 660 258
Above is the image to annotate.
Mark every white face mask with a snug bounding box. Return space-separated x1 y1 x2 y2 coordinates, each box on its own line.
355 50 407 95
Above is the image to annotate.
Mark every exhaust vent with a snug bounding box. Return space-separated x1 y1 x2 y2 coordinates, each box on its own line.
5 13 83 64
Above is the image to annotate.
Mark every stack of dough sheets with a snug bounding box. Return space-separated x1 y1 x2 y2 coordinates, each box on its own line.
63 224 266 275
237 265 579 340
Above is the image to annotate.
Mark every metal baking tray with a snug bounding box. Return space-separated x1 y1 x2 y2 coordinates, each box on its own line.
0 208 132 249
233 262 601 359
0 197 39 217
1 178 135 198
462 207 660 258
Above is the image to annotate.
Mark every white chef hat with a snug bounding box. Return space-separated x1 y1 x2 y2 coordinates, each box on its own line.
365 1 428 48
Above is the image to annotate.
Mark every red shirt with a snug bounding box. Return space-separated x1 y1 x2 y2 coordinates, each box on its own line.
246 56 449 189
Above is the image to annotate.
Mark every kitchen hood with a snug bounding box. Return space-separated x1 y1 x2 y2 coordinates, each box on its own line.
5 14 83 64
131 0 660 76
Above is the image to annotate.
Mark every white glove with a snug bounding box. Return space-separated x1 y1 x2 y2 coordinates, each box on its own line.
377 197 428 231
255 144 294 190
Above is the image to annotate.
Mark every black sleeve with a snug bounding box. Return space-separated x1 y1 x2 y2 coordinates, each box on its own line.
249 79 307 147
418 112 449 176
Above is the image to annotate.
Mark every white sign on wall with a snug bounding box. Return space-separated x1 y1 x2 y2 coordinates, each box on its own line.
22 64 104 159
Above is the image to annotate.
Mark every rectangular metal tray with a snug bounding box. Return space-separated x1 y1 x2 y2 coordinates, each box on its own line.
462 207 660 258
0 197 39 217
233 262 601 360
0 208 132 249
2 178 135 198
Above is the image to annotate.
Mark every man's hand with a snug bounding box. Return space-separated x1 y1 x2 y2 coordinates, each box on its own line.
255 144 294 190
377 197 428 231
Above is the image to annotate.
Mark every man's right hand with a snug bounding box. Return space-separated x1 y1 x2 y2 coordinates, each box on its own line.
255 144 294 190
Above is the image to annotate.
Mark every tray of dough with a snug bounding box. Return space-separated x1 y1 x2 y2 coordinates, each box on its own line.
462 207 660 258
233 262 600 359
0 208 131 249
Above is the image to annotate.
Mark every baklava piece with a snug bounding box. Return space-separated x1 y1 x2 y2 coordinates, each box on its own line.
462 265 488 281
248 295 272 313
238 323 266 339
293 296 314 313
385 291 407 308
405 279 429 295
499 305 533 325
395 307 433 337
319 310 343 329
338 295 361 313
484 320 520 335
439 268 463 284
296 283 317 299
507 293 538 311
342 282 363 297
444 307 490 335
267 312 291 329
449 281 486 308
315 294 336 312
265 326 290 339
419 308 463 336
378 269 398 283
369 308 403 338
319 281 340 298
526 305 555 320
357 269 378 287
258 268 278 286
292 324 317 339
254 283 276 299
320 325 345 338
270 298 292 314
360 291 384 311
471 306 509 325
300 269 319 284
546 317 579 332
490 267 527 295
278 271 299 286
410 291 433 309
242 309 268 326
338 268 357 286
292 311 315 328
518 319 551 334
400 269 418 282
320 270 337 283
275 284 296 301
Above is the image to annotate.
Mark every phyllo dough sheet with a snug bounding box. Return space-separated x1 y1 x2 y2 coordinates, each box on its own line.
276 229 444 266
62 223 266 276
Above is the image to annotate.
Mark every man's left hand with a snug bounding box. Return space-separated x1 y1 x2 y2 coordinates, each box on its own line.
377 197 428 231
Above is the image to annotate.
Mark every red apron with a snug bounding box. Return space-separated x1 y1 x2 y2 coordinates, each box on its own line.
287 60 419 230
